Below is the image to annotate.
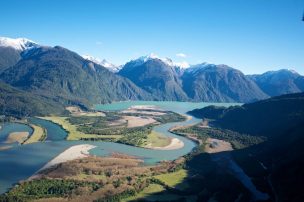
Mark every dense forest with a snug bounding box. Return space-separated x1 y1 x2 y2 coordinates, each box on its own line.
188 93 304 201
0 82 65 117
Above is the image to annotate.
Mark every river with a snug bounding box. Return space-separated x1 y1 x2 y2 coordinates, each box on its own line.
0 101 236 194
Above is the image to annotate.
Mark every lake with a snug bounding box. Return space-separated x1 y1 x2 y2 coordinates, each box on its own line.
0 101 238 194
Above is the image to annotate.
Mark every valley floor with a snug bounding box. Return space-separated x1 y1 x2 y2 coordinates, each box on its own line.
1 104 265 202
40 105 187 150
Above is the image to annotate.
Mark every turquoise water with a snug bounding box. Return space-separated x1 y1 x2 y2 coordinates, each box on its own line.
29 118 68 141
0 123 33 143
0 123 33 151
93 101 238 163
94 101 235 113
0 101 238 194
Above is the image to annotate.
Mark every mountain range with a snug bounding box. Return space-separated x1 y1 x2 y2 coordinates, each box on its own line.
248 69 304 96
0 37 303 116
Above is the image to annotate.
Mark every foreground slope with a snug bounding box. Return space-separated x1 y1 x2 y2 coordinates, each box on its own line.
189 93 304 201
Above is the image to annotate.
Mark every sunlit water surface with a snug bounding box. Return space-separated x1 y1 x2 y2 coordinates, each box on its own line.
0 101 238 193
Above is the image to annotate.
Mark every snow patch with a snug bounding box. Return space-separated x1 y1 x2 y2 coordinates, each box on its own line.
129 53 190 68
82 55 121 72
0 37 39 51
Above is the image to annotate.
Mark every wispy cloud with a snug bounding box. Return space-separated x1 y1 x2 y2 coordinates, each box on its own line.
175 61 190 68
96 41 102 46
176 53 187 58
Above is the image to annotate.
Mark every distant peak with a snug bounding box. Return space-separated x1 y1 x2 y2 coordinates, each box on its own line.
137 53 161 62
185 62 241 74
264 69 300 76
284 69 299 75
0 36 39 51
131 53 190 68
82 54 102 64
82 55 121 72
175 61 190 68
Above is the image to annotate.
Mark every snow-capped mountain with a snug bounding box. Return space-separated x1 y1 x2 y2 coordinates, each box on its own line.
0 37 39 51
82 55 102 64
100 59 121 72
0 37 41 72
184 62 213 74
253 69 300 78
128 53 190 69
82 55 121 72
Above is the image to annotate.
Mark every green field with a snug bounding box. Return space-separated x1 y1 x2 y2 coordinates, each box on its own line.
40 116 121 141
154 169 188 189
123 184 165 201
40 111 183 148
23 124 46 144
143 131 171 147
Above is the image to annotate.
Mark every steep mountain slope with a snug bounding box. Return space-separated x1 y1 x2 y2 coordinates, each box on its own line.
0 37 40 72
0 47 21 72
0 46 151 106
248 69 304 96
0 82 65 117
189 93 304 137
1 37 303 105
0 37 38 51
119 55 188 101
188 93 304 201
82 55 121 72
182 63 268 103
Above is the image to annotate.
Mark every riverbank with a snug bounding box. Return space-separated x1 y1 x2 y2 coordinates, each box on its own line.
5 132 29 144
23 124 46 144
145 137 184 150
30 144 96 179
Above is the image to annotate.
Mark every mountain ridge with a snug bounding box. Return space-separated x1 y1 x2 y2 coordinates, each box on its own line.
0 45 153 109
0 36 303 113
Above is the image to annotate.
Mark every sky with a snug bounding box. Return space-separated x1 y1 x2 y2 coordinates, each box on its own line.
1 0 304 74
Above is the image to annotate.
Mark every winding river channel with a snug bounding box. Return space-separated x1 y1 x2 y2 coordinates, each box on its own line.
0 101 235 194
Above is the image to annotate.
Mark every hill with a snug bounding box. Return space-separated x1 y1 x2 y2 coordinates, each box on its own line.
0 46 152 107
188 93 304 201
0 82 65 117
248 69 304 97
189 93 304 137
182 63 268 103
119 56 188 101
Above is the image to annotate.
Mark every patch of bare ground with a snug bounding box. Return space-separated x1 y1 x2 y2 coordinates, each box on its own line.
0 145 12 151
198 119 210 128
122 115 157 128
122 105 166 116
66 106 105 117
145 137 184 150
5 132 29 144
204 138 233 153
30 144 96 179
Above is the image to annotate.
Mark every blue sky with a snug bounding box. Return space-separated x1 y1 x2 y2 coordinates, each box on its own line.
1 0 304 74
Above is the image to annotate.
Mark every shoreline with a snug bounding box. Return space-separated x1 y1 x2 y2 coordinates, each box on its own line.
30 144 96 179
5 132 29 144
145 137 184 150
